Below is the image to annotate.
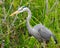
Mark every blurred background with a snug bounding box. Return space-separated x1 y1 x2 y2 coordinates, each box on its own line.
0 0 60 48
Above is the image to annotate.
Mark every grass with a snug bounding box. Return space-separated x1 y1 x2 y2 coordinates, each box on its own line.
0 0 60 48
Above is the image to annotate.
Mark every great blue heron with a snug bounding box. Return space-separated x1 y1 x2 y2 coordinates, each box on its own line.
10 6 57 48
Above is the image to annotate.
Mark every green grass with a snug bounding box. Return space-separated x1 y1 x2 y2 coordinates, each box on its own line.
0 0 60 48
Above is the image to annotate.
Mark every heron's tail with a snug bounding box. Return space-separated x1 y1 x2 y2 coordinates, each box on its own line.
52 34 58 44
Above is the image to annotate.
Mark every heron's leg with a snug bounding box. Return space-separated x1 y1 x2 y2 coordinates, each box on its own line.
43 41 47 48
40 42 47 48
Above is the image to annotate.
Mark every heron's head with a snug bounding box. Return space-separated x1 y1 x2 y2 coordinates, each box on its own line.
10 6 28 16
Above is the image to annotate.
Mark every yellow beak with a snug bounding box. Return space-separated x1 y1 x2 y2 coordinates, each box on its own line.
10 10 20 16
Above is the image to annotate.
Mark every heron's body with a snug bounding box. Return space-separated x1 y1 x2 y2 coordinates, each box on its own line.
10 6 58 48
33 24 52 42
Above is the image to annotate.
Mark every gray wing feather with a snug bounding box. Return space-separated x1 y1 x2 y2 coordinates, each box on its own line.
34 24 52 41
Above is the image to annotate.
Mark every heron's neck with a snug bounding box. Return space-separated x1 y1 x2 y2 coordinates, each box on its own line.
27 9 31 21
26 8 33 34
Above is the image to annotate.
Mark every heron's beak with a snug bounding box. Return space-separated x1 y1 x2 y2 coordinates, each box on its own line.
10 10 20 16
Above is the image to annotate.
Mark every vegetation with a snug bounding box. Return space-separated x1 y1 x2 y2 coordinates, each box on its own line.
0 0 60 48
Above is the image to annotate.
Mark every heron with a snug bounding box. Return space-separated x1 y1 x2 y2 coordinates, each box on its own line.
10 6 58 48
